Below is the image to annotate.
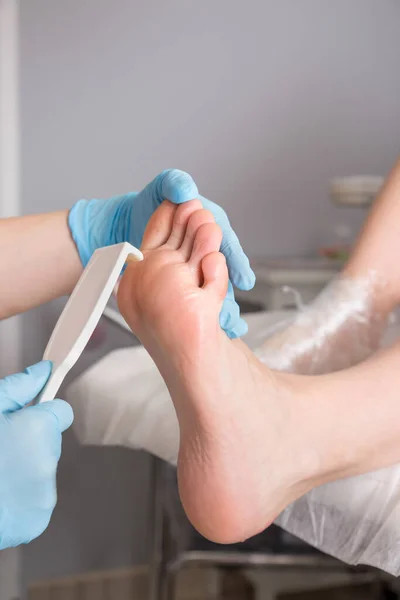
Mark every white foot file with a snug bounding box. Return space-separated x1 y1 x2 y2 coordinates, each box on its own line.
37 242 143 403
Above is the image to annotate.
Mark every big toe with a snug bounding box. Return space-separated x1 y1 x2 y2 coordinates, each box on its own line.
141 200 177 251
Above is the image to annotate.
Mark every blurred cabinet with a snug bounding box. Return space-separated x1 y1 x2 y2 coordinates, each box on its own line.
238 258 342 311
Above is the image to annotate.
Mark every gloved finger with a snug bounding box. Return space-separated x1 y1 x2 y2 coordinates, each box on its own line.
0 513 52 551
219 283 240 330
222 238 255 292
155 169 199 205
23 509 54 546
225 317 249 340
0 361 52 414
35 400 74 433
219 283 248 338
199 196 255 291
219 283 249 338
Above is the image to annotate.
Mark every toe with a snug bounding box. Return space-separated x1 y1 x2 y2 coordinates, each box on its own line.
165 199 203 250
190 222 222 268
141 200 177 251
180 209 216 260
202 251 228 301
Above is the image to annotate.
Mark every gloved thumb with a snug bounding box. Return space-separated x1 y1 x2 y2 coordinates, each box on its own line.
0 361 52 414
156 169 199 205
36 399 74 433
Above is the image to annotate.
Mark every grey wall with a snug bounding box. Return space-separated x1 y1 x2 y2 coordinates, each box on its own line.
21 0 400 256
19 0 400 593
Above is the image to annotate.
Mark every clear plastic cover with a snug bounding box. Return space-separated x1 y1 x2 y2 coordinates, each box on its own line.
254 274 388 375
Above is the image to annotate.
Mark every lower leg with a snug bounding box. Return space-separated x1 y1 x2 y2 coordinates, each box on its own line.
344 157 400 311
304 339 400 480
258 158 400 376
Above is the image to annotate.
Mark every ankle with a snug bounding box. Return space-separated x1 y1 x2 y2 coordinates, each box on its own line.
277 375 329 486
297 374 371 484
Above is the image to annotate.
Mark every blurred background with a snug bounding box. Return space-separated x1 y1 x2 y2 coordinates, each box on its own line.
1 0 400 598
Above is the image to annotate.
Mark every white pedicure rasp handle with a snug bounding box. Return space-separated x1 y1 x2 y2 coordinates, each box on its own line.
37 242 143 404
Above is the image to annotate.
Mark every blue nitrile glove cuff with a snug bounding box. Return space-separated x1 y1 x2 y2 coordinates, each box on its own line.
68 194 137 268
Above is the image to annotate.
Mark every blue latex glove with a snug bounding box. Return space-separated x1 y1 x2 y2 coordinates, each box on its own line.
68 169 255 338
0 361 73 549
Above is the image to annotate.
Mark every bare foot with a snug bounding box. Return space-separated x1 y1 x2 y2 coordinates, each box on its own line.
117 200 331 543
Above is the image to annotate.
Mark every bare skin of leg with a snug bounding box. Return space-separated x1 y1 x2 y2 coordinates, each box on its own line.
118 199 400 545
258 158 400 375
345 157 400 310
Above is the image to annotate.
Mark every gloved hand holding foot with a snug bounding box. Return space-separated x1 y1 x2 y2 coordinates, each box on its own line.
68 169 255 338
0 361 73 549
